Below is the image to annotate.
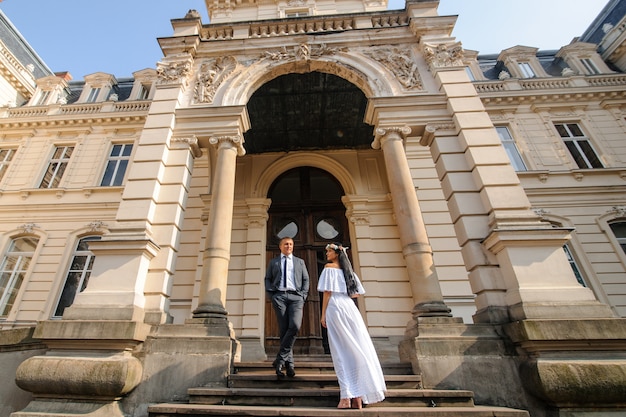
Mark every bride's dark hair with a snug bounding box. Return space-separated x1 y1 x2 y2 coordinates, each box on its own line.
326 242 358 296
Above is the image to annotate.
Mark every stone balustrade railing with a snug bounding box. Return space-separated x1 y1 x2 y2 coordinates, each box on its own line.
474 73 626 93
3 101 151 119
200 12 408 41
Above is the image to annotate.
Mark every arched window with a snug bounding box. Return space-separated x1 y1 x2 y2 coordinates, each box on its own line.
609 222 626 255
53 236 100 317
0 237 39 317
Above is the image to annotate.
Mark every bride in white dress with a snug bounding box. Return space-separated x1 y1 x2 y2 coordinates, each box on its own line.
318 243 386 409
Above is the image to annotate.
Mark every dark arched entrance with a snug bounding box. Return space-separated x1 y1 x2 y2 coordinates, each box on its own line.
264 167 348 355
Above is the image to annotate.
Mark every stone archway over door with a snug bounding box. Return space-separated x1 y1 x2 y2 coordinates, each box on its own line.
265 166 349 356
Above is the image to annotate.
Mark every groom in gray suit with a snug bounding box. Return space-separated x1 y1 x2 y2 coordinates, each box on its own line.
265 236 310 377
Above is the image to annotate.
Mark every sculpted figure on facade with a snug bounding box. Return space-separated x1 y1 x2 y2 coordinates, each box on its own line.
363 46 423 89
194 56 238 103
422 41 464 69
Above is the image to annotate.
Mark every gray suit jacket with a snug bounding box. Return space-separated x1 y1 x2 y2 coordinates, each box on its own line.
265 255 310 300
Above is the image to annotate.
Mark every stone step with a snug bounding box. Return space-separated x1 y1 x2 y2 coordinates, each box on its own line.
187 387 475 408
233 360 415 375
149 404 530 417
228 373 421 389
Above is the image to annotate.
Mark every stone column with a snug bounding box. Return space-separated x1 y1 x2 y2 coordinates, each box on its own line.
372 126 451 318
193 135 245 321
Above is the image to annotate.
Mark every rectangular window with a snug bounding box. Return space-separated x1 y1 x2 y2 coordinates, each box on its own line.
286 9 308 17
0 149 16 183
137 84 150 100
100 144 133 186
496 126 527 171
581 58 600 75
0 237 38 317
86 87 101 102
54 236 99 317
36 90 51 106
518 62 536 78
39 146 74 189
464 66 476 81
554 123 603 169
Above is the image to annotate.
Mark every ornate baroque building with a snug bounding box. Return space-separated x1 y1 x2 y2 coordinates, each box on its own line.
1 0 626 416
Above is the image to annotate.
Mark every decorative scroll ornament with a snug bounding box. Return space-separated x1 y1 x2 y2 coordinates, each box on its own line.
262 43 346 61
20 223 38 234
194 56 238 104
372 126 412 149
209 135 246 156
156 54 193 84
363 47 423 90
87 220 108 232
422 42 464 69
172 136 202 158
608 206 626 218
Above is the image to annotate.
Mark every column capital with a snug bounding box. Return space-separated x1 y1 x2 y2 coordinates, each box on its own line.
372 126 412 149
209 134 246 156
156 53 193 86
420 122 456 147
421 40 465 72
171 135 202 158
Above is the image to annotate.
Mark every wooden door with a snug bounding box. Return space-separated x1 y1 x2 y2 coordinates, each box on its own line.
265 167 348 355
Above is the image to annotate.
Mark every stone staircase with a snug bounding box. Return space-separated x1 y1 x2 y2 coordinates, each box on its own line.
148 359 529 416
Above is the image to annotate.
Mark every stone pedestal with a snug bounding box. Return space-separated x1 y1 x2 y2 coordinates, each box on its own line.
400 317 626 417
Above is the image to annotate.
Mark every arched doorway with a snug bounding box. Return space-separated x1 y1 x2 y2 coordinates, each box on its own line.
265 166 349 355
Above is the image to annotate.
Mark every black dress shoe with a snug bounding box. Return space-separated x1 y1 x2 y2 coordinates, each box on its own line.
286 364 296 377
275 362 285 377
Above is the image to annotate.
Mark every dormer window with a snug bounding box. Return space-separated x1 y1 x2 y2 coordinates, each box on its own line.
79 73 117 103
30 74 71 106
130 69 157 101
498 46 547 79
556 42 613 76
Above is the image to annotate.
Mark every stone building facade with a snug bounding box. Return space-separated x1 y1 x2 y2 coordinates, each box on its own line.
0 1 625 416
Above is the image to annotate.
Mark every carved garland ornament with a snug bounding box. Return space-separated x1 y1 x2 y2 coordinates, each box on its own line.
362 47 423 90
422 42 464 69
194 56 238 104
262 42 346 61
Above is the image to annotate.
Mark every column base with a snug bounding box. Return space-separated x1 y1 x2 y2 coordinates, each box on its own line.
192 303 228 319
411 301 452 319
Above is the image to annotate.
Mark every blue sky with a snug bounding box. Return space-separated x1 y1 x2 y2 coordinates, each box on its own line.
0 0 608 79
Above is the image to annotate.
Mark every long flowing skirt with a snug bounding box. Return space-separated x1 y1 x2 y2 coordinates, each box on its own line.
326 292 386 404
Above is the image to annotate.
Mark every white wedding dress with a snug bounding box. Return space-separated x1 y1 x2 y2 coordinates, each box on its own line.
317 267 386 404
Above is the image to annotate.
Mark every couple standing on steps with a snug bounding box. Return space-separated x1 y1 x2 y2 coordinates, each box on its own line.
264 236 387 409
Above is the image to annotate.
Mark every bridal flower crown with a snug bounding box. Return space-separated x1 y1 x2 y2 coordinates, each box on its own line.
326 243 349 252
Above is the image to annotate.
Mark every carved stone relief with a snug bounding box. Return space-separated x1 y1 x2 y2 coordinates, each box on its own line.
262 43 346 61
194 56 238 104
422 42 464 69
156 55 193 84
362 47 423 90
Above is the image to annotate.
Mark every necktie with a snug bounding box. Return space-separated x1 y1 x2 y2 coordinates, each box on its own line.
282 256 287 288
